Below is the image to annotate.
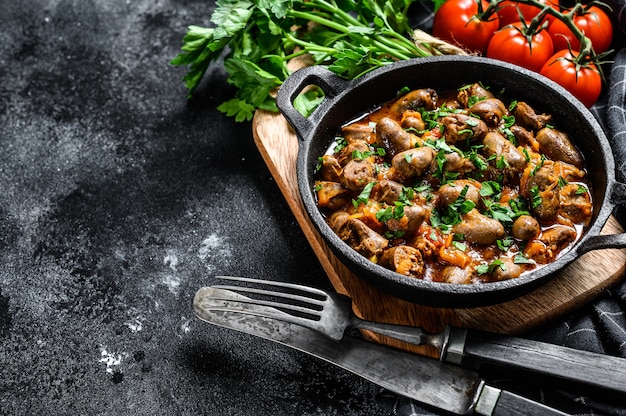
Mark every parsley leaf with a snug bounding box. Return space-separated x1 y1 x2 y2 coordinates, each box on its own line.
172 0 445 119
352 182 376 207
217 98 256 122
477 259 506 275
514 253 534 264
529 186 542 208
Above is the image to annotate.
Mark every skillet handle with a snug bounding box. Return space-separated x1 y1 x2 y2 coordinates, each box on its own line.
276 66 350 142
577 233 626 255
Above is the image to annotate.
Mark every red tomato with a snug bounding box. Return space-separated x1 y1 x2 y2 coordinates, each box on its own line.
487 23 554 72
432 0 500 54
497 0 559 27
539 49 602 107
548 6 613 53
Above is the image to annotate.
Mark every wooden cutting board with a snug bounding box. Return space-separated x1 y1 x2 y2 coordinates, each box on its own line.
252 109 626 358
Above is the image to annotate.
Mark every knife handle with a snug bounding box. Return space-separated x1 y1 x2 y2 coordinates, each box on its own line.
447 327 626 395
476 385 569 416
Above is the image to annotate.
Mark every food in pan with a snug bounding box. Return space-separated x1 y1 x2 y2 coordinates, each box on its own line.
314 82 592 284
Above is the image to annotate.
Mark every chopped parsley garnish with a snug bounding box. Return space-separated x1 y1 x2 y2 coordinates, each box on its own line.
530 154 547 176
479 181 501 197
496 237 513 251
514 253 534 264
430 186 475 232
495 155 510 169
333 137 348 153
476 259 506 275
352 182 376 208
452 241 467 252
398 187 415 206
468 95 485 107
467 146 489 171
376 204 405 222
529 186 542 208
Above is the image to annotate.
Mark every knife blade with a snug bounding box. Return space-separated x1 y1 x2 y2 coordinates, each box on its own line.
353 316 626 396
194 287 570 416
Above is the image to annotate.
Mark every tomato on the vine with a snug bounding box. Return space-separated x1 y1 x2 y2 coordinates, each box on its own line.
487 22 554 72
497 0 559 27
539 49 602 107
432 0 499 54
547 5 613 53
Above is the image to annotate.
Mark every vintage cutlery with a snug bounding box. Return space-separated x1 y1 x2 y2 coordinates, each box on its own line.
209 276 626 395
194 286 570 415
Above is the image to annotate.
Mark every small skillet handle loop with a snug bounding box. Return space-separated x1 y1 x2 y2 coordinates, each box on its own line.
577 233 626 256
276 66 349 142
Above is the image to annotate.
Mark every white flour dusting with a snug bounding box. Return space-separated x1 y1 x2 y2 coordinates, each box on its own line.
98 347 127 374
197 233 232 272
163 249 178 271
161 274 181 295
124 316 143 333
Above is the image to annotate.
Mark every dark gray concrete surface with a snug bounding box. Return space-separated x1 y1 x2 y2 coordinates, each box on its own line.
0 1 389 414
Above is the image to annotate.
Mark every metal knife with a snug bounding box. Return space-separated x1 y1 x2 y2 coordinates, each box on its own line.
354 317 626 396
194 287 570 416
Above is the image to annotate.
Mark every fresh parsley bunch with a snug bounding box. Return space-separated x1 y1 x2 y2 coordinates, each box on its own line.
171 0 452 122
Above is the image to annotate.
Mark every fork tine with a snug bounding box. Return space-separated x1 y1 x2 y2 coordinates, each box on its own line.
214 276 327 314
212 284 324 309
208 290 322 319
216 276 328 298
197 287 327 335
204 305 317 330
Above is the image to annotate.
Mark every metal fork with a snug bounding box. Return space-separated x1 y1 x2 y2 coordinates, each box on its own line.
203 276 626 395
210 275 448 349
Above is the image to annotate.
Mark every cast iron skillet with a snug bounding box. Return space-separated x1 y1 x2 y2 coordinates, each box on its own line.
276 56 626 308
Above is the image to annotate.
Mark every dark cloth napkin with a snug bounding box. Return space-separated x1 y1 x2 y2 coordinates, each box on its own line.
375 1 626 415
